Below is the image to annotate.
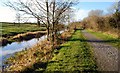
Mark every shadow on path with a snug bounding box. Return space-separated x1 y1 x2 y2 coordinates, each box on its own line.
68 38 119 43
81 30 119 72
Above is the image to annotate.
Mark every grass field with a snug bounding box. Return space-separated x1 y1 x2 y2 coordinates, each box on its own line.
87 29 120 49
0 22 46 38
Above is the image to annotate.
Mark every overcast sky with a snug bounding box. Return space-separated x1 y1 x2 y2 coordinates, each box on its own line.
0 0 117 22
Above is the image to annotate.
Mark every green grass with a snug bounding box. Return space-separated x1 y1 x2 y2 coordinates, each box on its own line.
36 30 97 72
87 29 120 49
1 22 46 37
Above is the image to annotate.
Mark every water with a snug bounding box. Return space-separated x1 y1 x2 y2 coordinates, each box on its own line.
0 30 64 68
0 35 47 68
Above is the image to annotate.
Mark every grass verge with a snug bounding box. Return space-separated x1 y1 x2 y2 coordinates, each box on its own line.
36 30 97 72
87 29 120 49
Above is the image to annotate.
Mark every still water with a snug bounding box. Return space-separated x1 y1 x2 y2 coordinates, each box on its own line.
0 30 64 68
0 35 47 67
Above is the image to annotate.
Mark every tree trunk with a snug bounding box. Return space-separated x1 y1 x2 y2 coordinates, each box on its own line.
47 27 50 41
51 0 55 48
46 0 50 41
37 18 40 27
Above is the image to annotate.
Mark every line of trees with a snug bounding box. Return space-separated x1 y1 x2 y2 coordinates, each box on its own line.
5 0 76 48
81 2 120 38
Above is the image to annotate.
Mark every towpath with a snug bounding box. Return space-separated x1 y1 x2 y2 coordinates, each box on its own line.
82 30 119 72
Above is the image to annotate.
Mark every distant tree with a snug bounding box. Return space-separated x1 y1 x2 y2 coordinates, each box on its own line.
88 10 103 17
108 1 120 38
107 1 120 14
118 1 120 11
113 2 120 38
16 13 21 26
87 10 104 31
37 17 40 27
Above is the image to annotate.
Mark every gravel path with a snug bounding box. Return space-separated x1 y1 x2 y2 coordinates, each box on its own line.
82 30 119 72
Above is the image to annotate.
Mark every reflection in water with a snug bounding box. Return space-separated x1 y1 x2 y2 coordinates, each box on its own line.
0 35 47 67
0 30 64 67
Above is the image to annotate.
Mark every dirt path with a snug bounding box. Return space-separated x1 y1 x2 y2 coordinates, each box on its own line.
82 30 119 72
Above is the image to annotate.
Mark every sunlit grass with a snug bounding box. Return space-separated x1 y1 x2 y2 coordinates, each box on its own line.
1 23 46 37
87 29 120 49
41 30 97 72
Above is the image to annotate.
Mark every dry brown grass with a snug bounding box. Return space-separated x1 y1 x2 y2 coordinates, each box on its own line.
5 40 52 71
12 31 47 41
5 30 73 72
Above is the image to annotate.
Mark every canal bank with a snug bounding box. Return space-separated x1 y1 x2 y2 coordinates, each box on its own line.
1 30 69 71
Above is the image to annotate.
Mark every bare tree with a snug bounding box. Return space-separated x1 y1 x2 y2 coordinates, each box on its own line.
107 1 120 14
88 10 103 17
15 12 21 26
107 1 120 38
5 0 75 47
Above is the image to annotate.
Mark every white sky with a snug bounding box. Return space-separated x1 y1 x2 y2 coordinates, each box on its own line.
74 9 90 21
0 4 89 22
0 6 16 22
0 0 118 22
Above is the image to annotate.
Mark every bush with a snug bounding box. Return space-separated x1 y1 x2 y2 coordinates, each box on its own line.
81 10 119 37
108 17 117 28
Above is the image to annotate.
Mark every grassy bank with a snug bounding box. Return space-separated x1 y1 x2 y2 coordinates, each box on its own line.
4 30 97 72
1 22 46 38
35 30 97 72
4 30 73 72
87 29 120 49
